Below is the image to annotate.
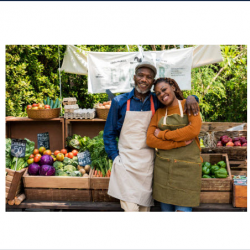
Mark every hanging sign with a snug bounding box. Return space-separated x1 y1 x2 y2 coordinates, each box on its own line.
11 139 26 158
37 132 50 149
77 150 91 166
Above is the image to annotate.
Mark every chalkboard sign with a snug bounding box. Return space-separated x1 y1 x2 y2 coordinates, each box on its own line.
77 150 91 166
37 132 50 149
11 139 26 158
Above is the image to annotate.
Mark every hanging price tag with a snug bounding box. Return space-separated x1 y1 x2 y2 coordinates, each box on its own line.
37 132 50 149
77 150 91 166
11 139 26 158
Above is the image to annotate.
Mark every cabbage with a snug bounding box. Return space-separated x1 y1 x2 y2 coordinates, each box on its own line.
40 155 54 166
28 163 41 175
53 161 64 170
58 172 68 176
40 165 55 176
64 165 76 172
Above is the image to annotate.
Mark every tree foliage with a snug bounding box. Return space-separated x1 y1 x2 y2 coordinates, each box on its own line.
5 45 247 122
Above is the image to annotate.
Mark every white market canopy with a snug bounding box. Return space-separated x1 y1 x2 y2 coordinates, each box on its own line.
59 45 223 94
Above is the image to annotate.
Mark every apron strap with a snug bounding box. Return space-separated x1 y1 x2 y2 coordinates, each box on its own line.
163 100 183 125
126 95 155 117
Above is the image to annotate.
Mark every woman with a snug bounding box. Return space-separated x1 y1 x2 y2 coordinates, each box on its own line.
146 78 202 212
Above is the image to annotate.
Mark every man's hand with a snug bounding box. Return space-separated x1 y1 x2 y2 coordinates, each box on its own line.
185 139 194 146
184 96 199 116
154 128 161 138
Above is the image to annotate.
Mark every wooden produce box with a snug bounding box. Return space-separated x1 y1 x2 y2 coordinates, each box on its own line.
233 184 247 208
23 169 91 202
5 117 65 152
90 168 118 202
201 122 247 133
211 131 247 161
200 154 232 204
6 168 26 200
230 160 247 177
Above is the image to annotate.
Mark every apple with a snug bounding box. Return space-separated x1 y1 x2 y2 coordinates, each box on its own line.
226 141 234 147
228 137 233 142
221 137 230 146
32 103 38 107
27 105 32 109
233 137 240 142
234 141 241 146
220 135 228 141
242 142 247 147
217 141 223 147
239 137 247 144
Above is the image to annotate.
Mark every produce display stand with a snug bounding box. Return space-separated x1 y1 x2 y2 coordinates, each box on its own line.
200 154 232 204
65 118 106 138
201 122 247 132
23 169 91 202
5 117 65 152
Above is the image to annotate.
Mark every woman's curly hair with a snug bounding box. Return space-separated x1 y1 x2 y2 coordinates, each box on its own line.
154 77 184 100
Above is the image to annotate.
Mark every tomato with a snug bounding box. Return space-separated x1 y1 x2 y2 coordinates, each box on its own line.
39 147 46 154
61 149 67 155
56 153 64 162
65 153 69 158
27 105 32 109
27 158 34 165
44 105 50 109
33 149 39 155
68 152 74 159
43 150 52 155
72 150 78 156
32 103 38 107
29 154 34 159
54 150 60 156
34 156 40 163
35 153 42 159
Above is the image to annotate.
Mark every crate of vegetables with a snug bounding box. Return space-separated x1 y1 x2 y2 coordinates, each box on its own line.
200 153 232 204
23 148 91 202
211 131 247 160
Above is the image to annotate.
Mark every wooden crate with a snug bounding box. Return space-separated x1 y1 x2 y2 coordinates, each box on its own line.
230 160 247 177
23 169 91 202
5 117 65 152
201 122 247 132
6 168 26 200
199 131 213 153
200 154 232 204
211 131 247 161
90 168 118 202
233 184 247 208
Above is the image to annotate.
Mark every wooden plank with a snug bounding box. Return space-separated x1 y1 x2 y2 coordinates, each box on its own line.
193 203 247 212
233 185 247 208
201 122 247 132
6 181 12 188
6 169 15 176
6 117 64 122
25 188 91 202
201 178 232 191
200 191 232 203
92 190 118 202
231 170 247 177
6 175 13 182
23 169 90 189
90 168 110 189
6 187 10 193
15 194 26 205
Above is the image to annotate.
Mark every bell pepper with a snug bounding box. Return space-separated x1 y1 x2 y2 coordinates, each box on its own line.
214 168 228 178
202 162 211 169
210 164 220 175
211 175 216 178
202 174 212 178
202 166 210 175
217 161 226 168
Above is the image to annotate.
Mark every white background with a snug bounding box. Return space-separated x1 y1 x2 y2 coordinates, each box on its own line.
0 1 249 249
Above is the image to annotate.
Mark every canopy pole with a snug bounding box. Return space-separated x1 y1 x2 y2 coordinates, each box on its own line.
58 45 62 116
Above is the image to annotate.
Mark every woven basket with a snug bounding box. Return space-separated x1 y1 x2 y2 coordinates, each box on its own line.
96 108 110 120
27 108 61 119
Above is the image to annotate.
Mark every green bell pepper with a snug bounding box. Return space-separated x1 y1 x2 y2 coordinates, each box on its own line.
214 168 228 178
210 164 220 175
217 161 226 168
202 162 211 169
202 166 210 175
211 175 215 178
202 175 212 178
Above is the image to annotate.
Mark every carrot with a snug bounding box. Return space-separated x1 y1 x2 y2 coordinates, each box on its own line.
100 173 103 177
94 170 97 176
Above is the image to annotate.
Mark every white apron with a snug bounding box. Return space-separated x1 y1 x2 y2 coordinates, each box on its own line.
108 95 155 207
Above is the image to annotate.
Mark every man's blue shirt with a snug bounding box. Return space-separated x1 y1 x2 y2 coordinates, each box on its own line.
103 88 199 161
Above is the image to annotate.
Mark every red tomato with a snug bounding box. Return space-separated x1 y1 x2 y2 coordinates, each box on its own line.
43 150 52 156
32 103 38 107
68 152 74 159
27 105 32 109
65 153 69 158
35 154 42 159
44 105 50 109
61 149 67 155
29 154 34 159
34 156 40 162
72 150 78 156
33 149 39 155
54 150 60 156
56 153 64 162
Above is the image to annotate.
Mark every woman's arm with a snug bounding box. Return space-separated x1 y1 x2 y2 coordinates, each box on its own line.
146 110 186 150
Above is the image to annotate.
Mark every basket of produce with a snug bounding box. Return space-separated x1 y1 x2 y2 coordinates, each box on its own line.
95 101 111 120
26 97 61 119
211 131 247 160
199 131 212 153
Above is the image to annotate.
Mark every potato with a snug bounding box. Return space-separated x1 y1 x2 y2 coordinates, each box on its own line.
79 169 86 175
83 173 89 178
84 165 91 173
77 165 84 170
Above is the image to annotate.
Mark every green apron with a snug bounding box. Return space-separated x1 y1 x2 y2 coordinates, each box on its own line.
153 100 202 207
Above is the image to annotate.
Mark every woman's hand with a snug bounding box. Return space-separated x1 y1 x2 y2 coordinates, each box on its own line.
184 96 199 116
154 128 161 138
185 139 194 145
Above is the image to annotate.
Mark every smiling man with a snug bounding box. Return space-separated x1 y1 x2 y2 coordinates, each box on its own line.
103 61 199 212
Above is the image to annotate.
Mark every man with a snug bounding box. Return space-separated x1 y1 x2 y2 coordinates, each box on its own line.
103 61 199 212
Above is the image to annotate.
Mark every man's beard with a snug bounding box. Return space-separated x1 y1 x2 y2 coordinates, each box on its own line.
135 85 150 94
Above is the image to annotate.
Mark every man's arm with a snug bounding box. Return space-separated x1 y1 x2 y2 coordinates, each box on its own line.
103 99 120 161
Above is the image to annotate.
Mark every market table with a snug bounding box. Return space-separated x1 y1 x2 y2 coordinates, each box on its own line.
6 201 247 212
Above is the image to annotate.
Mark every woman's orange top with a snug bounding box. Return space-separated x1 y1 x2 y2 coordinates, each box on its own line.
146 99 202 150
